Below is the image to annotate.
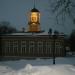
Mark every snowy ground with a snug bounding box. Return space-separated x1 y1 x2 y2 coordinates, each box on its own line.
0 57 75 75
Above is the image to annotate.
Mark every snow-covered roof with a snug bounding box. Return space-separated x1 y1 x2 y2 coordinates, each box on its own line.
3 31 65 36
4 31 49 36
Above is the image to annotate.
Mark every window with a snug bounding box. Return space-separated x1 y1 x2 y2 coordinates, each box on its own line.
55 42 63 55
46 42 52 54
4 40 10 56
21 41 26 55
29 41 35 55
55 42 60 46
31 12 38 22
13 40 18 55
37 41 43 54
32 17 37 22
4 40 18 56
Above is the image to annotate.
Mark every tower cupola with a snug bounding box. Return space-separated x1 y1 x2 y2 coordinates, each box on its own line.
28 0 41 32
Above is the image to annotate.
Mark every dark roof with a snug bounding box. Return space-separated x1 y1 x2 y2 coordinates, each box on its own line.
31 8 39 12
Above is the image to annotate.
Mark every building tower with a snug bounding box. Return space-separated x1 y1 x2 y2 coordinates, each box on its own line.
28 1 40 32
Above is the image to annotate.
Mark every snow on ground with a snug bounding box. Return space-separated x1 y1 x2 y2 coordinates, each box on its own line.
0 57 75 75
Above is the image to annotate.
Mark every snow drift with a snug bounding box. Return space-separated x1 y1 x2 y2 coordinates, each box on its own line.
0 58 75 75
0 64 75 75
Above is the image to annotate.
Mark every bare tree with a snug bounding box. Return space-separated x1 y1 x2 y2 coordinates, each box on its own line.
48 0 75 25
69 29 75 52
0 21 17 34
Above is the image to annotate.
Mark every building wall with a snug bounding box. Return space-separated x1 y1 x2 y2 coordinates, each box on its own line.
0 35 65 58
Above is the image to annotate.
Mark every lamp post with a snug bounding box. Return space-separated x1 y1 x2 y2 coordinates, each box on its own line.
53 31 58 65
48 29 57 65
53 35 56 64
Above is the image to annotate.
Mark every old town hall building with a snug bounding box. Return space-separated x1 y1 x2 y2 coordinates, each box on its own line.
0 6 65 59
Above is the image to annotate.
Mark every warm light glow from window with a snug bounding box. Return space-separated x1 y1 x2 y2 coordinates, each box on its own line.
31 12 38 22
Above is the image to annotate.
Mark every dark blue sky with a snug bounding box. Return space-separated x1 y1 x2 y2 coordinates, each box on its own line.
0 0 75 34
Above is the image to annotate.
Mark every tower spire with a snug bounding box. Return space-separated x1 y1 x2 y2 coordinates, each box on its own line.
34 0 35 8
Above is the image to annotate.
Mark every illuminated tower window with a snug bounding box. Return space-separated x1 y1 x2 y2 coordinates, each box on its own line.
28 7 41 32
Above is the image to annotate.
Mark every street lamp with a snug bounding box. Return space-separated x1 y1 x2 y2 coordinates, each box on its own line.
48 29 57 64
53 35 56 64
53 31 58 65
